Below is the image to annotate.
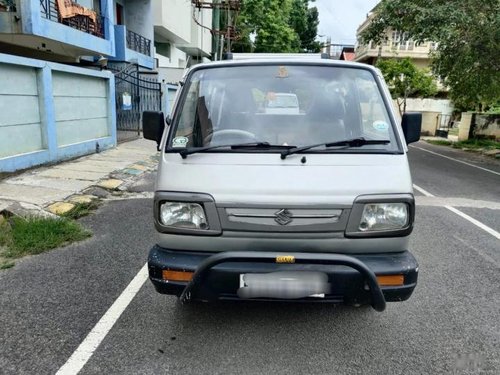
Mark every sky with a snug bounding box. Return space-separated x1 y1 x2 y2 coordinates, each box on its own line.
314 0 380 45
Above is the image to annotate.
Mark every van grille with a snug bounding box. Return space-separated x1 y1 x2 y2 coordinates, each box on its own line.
217 207 349 233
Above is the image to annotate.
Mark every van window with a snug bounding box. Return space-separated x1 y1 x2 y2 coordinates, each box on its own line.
169 65 398 153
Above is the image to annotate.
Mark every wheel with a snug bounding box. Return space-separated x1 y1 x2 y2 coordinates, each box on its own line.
204 129 257 145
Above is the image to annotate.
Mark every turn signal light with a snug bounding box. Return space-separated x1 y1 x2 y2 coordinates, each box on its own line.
376 274 404 286
162 270 194 282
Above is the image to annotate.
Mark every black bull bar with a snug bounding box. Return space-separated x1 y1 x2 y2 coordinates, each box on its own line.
179 251 387 312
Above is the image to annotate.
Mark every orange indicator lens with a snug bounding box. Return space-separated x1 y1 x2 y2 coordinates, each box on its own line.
376 274 404 286
162 270 194 282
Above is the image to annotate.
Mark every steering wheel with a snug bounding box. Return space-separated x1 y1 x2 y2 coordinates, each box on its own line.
204 129 257 145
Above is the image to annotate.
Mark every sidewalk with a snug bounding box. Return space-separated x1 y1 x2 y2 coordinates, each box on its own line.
0 138 158 217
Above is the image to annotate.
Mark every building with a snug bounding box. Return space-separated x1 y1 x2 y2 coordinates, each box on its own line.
153 0 213 84
0 0 157 172
353 5 452 135
354 7 436 70
339 46 355 61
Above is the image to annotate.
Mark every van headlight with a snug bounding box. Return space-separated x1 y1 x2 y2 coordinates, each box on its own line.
358 203 409 232
160 202 208 229
345 195 415 238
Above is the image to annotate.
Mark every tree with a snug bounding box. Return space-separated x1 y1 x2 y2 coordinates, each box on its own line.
290 0 322 52
232 0 321 53
360 0 500 112
377 58 437 115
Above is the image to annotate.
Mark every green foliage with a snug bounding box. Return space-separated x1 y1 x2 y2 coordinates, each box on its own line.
426 138 499 151
376 58 437 114
61 200 100 220
290 0 321 52
0 216 91 263
233 0 320 53
361 0 500 112
453 139 499 151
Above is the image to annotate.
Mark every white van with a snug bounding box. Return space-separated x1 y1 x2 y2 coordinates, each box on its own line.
143 59 422 311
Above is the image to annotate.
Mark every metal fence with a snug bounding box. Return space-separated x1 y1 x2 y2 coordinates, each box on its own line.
126 29 151 56
109 63 161 143
39 0 105 38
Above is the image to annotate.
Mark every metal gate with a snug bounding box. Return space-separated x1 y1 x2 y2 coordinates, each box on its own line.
110 63 162 142
435 113 453 138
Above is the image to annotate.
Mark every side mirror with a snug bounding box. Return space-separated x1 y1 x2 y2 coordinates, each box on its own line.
165 115 171 126
143 111 165 151
401 112 422 144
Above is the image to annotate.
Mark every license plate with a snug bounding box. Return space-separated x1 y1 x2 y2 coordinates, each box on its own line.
238 271 330 299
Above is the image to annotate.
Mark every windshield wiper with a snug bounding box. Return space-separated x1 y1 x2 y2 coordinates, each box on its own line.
179 142 296 159
280 137 391 159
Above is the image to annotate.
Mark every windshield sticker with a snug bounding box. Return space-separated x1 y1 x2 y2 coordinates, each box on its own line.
372 121 389 132
172 136 188 148
276 66 289 78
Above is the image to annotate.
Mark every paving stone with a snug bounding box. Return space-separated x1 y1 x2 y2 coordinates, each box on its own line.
133 161 150 166
0 201 57 219
97 179 123 190
109 172 131 180
0 184 67 206
83 186 110 198
68 195 96 204
122 168 144 176
38 169 107 181
5 175 90 192
128 164 148 171
47 202 75 215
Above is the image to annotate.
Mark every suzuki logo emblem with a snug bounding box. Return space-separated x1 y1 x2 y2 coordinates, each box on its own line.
274 209 293 225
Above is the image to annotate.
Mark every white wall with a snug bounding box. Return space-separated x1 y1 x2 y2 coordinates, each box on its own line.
0 63 44 158
158 66 185 84
190 7 212 56
124 0 154 44
153 0 191 43
53 72 109 146
393 98 453 115
156 46 187 69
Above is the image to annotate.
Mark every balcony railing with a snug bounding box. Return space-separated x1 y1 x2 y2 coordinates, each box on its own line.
40 0 105 38
126 29 151 56
0 0 17 12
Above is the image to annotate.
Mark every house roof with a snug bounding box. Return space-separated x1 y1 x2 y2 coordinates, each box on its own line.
341 52 355 61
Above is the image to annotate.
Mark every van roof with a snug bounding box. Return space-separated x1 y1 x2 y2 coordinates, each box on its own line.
183 58 378 79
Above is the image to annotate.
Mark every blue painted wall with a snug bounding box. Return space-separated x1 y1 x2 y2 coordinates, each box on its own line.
19 0 114 57
112 25 154 69
0 53 116 172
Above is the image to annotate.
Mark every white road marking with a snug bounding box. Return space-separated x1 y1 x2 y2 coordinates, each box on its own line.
413 184 500 240
445 206 500 240
56 263 149 375
412 184 435 198
410 145 500 176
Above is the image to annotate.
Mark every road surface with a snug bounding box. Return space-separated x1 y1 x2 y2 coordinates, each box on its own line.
0 141 499 374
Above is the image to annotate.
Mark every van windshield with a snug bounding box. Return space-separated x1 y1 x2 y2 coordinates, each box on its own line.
169 64 399 153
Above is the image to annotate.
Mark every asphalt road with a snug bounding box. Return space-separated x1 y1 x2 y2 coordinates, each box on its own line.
0 141 499 374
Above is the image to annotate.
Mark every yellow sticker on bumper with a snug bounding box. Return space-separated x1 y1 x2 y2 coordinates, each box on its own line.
276 255 295 264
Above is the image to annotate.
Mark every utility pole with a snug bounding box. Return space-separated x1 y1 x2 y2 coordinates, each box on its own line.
191 1 241 60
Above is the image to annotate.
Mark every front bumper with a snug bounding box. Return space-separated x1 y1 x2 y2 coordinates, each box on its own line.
148 246 418 312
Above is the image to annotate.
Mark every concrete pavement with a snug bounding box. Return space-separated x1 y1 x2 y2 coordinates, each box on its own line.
0 138 158 217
